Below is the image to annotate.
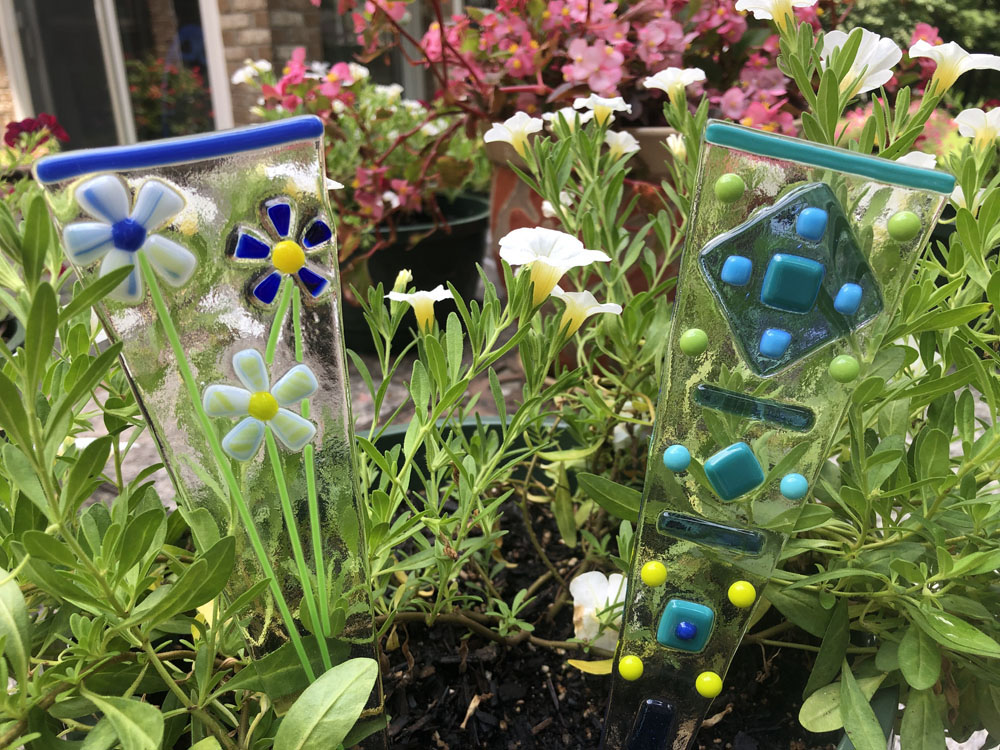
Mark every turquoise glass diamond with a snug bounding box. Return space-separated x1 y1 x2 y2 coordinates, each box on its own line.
703 442 764 501
760 254 826 313
656 599 715 652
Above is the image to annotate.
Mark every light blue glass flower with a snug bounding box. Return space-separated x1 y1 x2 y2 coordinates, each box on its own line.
203 349 318 461
62 175 197 304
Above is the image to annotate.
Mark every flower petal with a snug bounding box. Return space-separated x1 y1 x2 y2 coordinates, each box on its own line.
63 222 114 265
100 249 142 304
75 175 130 223
203 384 251 417
270 408 316 452
569 571 610 609
234 232 272 260
271 364 319 406
296 266 328 297
222 417 265 461
232 348 269 392
130 179 185 232
143 235 197 287
301 218 333 249
265 200 294 238
252 271 283 305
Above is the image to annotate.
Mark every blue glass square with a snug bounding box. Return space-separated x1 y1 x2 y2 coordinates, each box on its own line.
703 442 764 501
759 328 791 359
796 207 828 241
760 254 826 313
834 283 863 315
656 599 715 652
720 255 752 286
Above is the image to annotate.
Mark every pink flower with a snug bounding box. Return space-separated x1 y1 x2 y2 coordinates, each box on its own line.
318 62 355 98
504 35 538 76
561 39 624 95
739 101 796 135
714 87 748 119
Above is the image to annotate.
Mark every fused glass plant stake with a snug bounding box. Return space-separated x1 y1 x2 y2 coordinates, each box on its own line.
601 121 955 750
35 117 386 746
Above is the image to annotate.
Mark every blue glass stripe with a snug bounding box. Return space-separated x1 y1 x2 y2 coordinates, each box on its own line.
252 271 283 305
34 116 325 184
297 267 328 297
302 218 333 248
656 512 764 555
704 121 956 194
266 201 293 238
234 233 272 260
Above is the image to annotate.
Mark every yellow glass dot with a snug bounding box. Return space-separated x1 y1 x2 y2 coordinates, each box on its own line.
695 671 723 698
248 391 278 421
641 561 667 587
728 580 757 608
618 655 644 681
272 240 306 274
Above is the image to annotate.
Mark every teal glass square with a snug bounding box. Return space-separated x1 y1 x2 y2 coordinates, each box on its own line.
703 442 764 501
656 599 715 652
760 254 826 313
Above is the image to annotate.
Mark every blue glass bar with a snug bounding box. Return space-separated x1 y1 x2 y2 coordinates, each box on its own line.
693 384 815 432
656 512 764 556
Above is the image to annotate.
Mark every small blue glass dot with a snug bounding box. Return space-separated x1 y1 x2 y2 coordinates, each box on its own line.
780 473 809 500
759 328 791 359
796 207 828 241
663 445 691 472
834 283 863 315
111 218 147 252
720 255 752 286
675 621 698 641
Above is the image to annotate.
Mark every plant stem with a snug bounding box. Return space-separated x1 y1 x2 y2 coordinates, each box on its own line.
137 254 314 680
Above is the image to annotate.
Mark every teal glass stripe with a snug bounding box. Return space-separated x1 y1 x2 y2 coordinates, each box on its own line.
704 121 956 194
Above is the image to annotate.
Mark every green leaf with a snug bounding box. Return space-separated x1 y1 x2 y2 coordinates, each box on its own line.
24 283 57 394
839 661 889 750
764 585 828 638
46 343 123 442
58 266 134 326
116 508 166 577
0 565 30 683
803 599 848 698
80 692 163 750
21 194 51 289
62 436 113 516
577 473 639 522
907 604 1000 658
220 636 350 699
219 579 271 622
4 444 49 517
80 717 118 750
899 689 944 750
552 465 576 548
189 739 222 750
799 674 885 732
898 624 941 690
21 530 77 568
0 368 31 448
273 658 378 750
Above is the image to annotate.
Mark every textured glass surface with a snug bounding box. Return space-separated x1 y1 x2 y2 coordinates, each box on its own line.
35 119 385 745
601 121 952 750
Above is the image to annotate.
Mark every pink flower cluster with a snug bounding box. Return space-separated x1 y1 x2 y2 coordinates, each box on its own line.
354 167 420 222
260 47 357 112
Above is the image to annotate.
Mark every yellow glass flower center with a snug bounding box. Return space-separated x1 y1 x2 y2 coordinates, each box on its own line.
248 391 279 421
272 240 305 274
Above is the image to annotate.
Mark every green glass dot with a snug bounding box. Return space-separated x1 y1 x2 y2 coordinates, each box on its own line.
887 211 921 242
829 354 860 383
714 173 745 203
679 328 709 356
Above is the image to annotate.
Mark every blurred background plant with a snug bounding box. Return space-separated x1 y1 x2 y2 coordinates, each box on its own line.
126 56 214 142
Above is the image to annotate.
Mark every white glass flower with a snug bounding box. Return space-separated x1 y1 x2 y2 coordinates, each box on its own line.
483 112 544 159
551 285 622 336
386 285 454 332
203 349 318 462
821 28 901 97
955 108 1000 153
895 151 937 170
642 67 706 104
573 95 631 126
734 0 818 31
604 131 641 160
570 571 627 652
666 133 686 160
498 227 611 306
62 175 196 304
542 107 594 132
909 40 1000 94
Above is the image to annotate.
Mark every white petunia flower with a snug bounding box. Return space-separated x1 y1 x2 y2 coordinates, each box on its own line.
570 571 628 652
908 40 1000 94
573 95 631 126
203 349 318 462
382 191 401 209
420 119 447 137
604 130 640 160
666 133 686 160
734 0 818 32
643 67 706 105
821 28 901 97
348 62 370 81
541 191 573 219
386 285 453 332
62 175 196 304
950 185 986 214
483 112 545 159
542 107 594 132
895 151 937 170
375 83 405 101
551 286 622 336
231 59 272 85
498 227 611 306
955 108 1000 153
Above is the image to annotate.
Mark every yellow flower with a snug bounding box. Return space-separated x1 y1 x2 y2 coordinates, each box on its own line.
386 285 454 332
734 0 818 33
643 67 707 106
483 112 544 159
551 286 623 336
955 107 1000 155
909 40 1000 95
498 227 611 306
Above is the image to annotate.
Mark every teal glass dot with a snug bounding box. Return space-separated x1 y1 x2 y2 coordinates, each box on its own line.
663 445 691 472
888 211 921 242
714 173 745 203
780 473 809 500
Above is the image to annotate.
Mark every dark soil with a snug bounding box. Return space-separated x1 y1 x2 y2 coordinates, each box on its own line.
378 507 842 750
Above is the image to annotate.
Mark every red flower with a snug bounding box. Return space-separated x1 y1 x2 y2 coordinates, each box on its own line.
3 112 68 147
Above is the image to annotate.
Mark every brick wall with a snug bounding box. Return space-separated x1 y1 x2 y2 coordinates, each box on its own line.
219 0 324 125
0 45 14 127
